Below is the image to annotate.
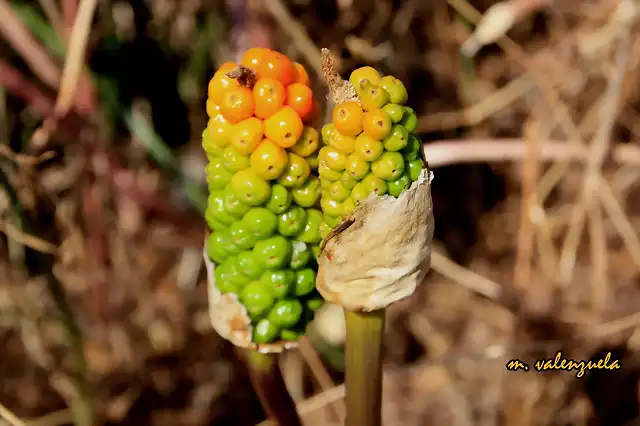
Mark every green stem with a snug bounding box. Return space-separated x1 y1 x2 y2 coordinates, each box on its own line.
243 350 303 426
345 309 386 426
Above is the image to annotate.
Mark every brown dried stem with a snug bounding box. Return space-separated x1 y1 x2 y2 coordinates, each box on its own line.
320 48 359 104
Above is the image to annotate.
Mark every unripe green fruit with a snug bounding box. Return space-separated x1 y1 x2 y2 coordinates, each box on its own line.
268 299 303 328
206 157 233 190
382 103 405 123
208 192 237 225
253 236 292 269
295 268 316 296
261 269 295 299
253 318 280 344
241 281 275 319
230 221 258 249
231 169 272 206
291 175 321 207
265 184 292 214
371 151 405 181
242 207 278 239
359 80 389 110
297 209 324 244
400 107 418 132
223 145 251 172
290 241 313 269
379 75 408 105
223 185 252 218
278 206 308 237
387 173 411 197
235 251 265 279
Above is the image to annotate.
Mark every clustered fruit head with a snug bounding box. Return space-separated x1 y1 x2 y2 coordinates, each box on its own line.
318 66 426 238
202 48 325 345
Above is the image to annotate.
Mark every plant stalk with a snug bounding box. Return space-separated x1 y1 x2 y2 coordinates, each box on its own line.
243 349 303 426
345 308 386 426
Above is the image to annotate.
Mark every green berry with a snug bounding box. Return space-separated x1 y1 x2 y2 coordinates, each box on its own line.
306 297 324 311
242 207 278 239
253 236 292 269
291 175 321 208
207 191 236 225
400 107 417 132
260 269 295 299
206 157 233 190
371 151 405 181
268 299 303 328
294 268 316 296
297 209 324 244
265 184 292 214
280 329 301 341
290 241 312 269
240 281 275 319
230 221 258 250
387 173 411 197
235 251 265 280
407 159 424 181
253 318 280 344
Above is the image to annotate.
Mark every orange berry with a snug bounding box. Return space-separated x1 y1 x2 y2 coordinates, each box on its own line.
362 108 392 140
332 102 363 136
264 106 304 148
206 99 221 117
215 62 238 76
286 83 314 120
258 51 296 86
208 67 241 105
250 139 289 180
293 62 310 86
220 86 254 123
230 117 264 155
241 47 270 71
253 78 286 119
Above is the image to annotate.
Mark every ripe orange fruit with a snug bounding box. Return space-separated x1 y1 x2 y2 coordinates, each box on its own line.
286 83 314 120
293 62 310 86
258 51 296 87
206 99 221 117
230 117 264 155
332 101 363 136
215 62 237 76
208 62 240 104
264 106 304 148
220 86 255 123
241 47 270 71
250 139 289 180
362 108 392 140
253 78 286 119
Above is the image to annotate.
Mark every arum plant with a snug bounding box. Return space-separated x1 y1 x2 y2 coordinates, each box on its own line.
202 48 327 425
315 49 435 426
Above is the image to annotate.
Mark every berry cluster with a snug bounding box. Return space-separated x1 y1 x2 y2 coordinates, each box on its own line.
318 66 426 237
203 48 325 345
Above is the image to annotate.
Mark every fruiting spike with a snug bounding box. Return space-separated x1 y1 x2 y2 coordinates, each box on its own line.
202 49 325 351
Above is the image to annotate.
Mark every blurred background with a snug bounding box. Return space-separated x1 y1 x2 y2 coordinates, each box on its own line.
1 0 640 425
